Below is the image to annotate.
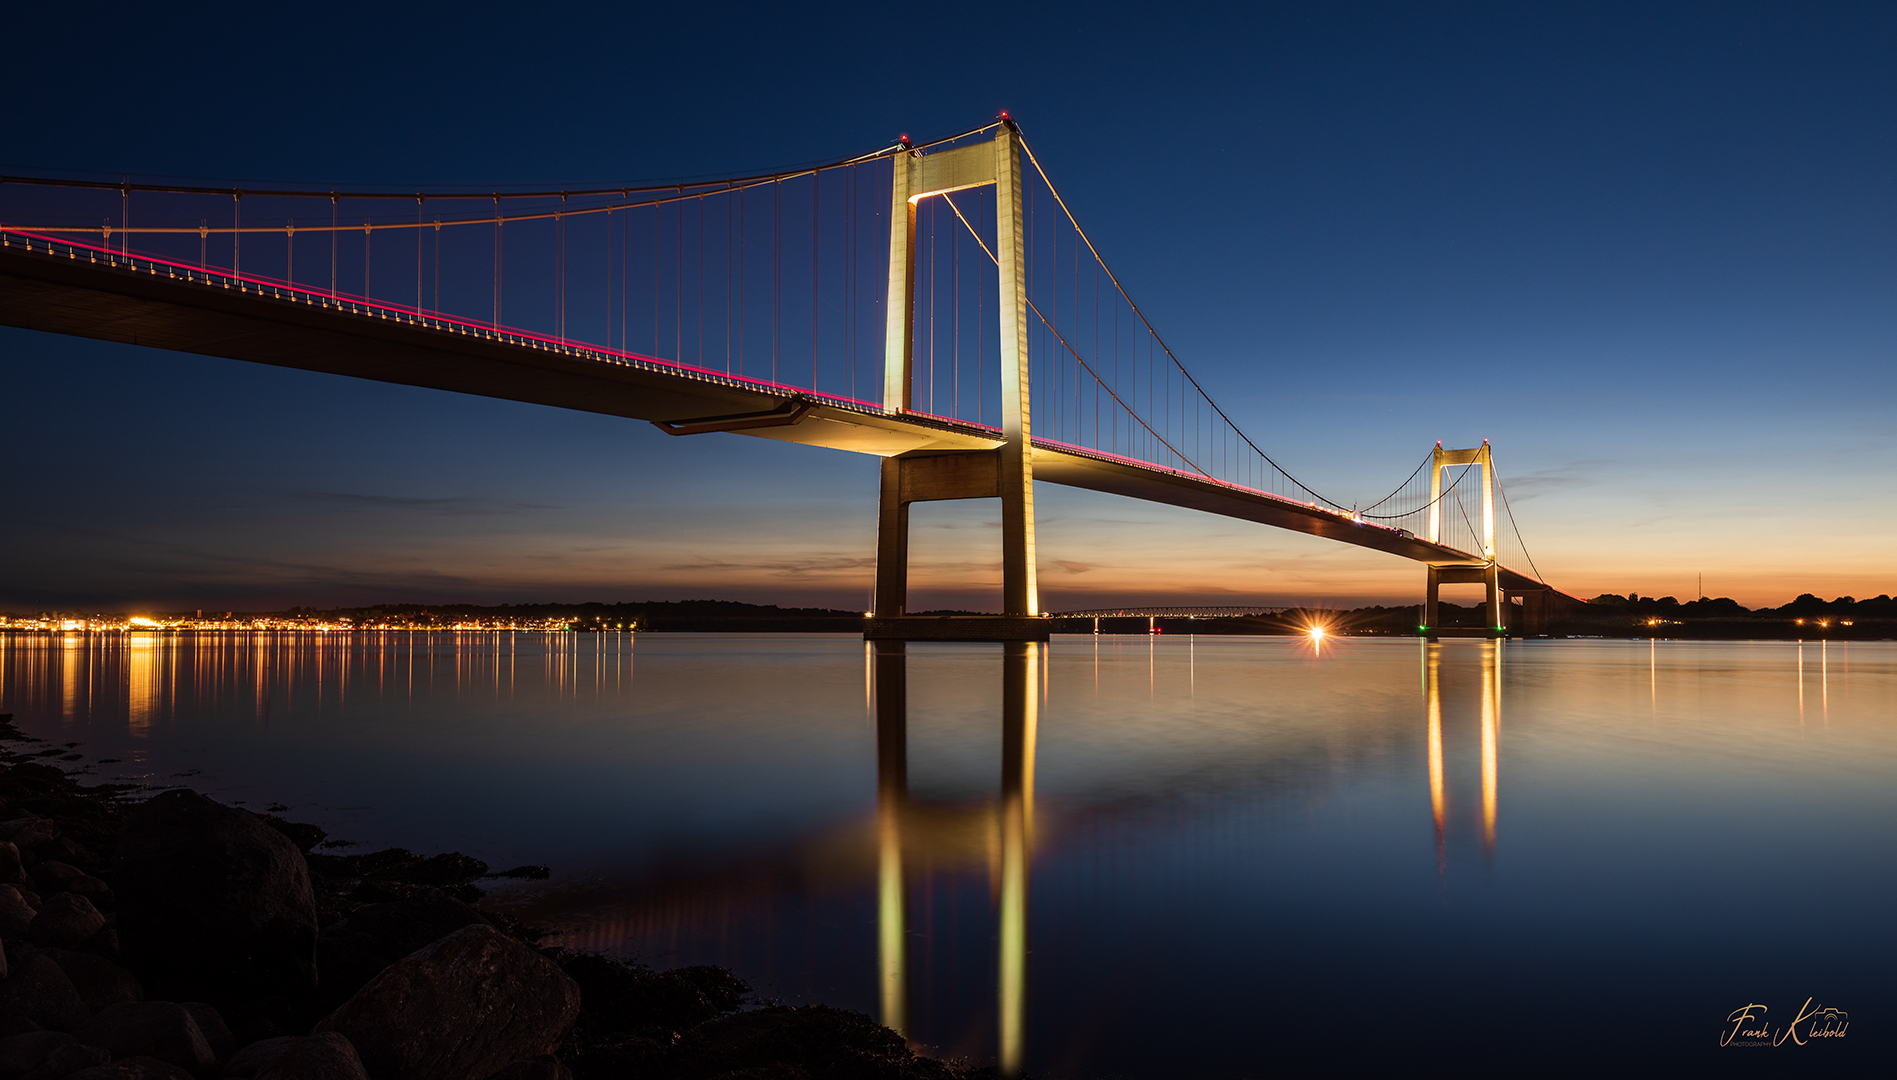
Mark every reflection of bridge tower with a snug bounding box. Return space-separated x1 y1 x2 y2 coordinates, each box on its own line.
870 122 1045 641
870 640 1039 1077
871 642 910 1035
1423 641 1502 860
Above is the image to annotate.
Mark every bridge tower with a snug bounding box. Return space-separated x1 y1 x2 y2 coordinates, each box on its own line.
1422 441 1505 637
870 121 1043 638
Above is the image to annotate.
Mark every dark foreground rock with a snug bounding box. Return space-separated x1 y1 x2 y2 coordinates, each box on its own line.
27 891 105 948
314 887 491 1007
668 1006 973 1080
63 1057 195 1079
0 951 91 1030
32 947 142 1012
223 1032 370 1079
72 1000 223 1075
316 924 580 1080
0 728 1012 1080
114 790 318 1015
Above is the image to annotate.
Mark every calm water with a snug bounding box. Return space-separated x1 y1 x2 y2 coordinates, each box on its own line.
3 632 1890 1076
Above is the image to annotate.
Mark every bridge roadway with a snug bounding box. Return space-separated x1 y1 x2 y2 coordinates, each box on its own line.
0 230 1541 591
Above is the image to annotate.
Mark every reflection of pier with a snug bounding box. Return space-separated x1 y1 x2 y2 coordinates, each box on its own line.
872 640 1037 1077
1424 641 1502 864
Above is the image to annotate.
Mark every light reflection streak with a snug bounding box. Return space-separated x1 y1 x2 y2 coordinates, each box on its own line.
999 641 1040 1079
1425 645 1444 870
870 641 908 1036
128 633 157 735
62 634 78 718
1481 642 1498 855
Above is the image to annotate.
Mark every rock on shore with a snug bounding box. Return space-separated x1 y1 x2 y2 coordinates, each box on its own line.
0 716 1011 1079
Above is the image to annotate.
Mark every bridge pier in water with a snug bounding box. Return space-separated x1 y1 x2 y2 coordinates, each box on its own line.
867 122 1046 643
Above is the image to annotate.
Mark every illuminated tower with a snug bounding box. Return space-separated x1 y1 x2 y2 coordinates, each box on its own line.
873 122 1038 627
1422 441 1503 636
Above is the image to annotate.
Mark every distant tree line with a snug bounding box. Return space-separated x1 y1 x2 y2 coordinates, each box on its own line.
1583 592 1896 619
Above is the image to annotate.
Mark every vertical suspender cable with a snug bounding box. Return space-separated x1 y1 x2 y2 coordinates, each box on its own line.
811 171 819 391
844 168 852 398
952 201 959 418
927 198 935 413
697 196 705 368
553 205 561 341
620 197 628 352
737 188 745 374
233 193 241 279
842 168 849 400
652 201 660 356
725 190 733 372
604 208 612 347
416 197 423 313
772 179 781 381
675 191 682 362
329 196 337 297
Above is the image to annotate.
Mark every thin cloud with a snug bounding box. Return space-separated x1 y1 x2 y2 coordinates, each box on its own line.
660 556 875 578
294 491 556 515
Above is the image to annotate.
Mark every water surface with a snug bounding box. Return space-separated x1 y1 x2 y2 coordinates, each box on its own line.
3 632 1889 1075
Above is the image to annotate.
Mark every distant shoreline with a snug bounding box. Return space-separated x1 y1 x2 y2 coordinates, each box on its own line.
1 619 1890 641
4 593 1892 640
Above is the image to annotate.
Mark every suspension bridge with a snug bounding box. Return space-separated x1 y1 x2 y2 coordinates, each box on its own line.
0 118 1565 638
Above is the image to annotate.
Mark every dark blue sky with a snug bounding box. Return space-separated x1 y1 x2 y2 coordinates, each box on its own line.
4 2 1892 610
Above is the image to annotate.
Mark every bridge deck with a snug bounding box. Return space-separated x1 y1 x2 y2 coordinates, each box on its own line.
0 232 1543 591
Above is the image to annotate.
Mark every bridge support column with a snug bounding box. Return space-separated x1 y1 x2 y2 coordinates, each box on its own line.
875 458 910 617
994 123 1038 619
1423 562 1503 638
1504 587 1554 635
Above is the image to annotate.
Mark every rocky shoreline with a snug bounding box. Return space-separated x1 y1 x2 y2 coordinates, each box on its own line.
0 715 1003 1080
